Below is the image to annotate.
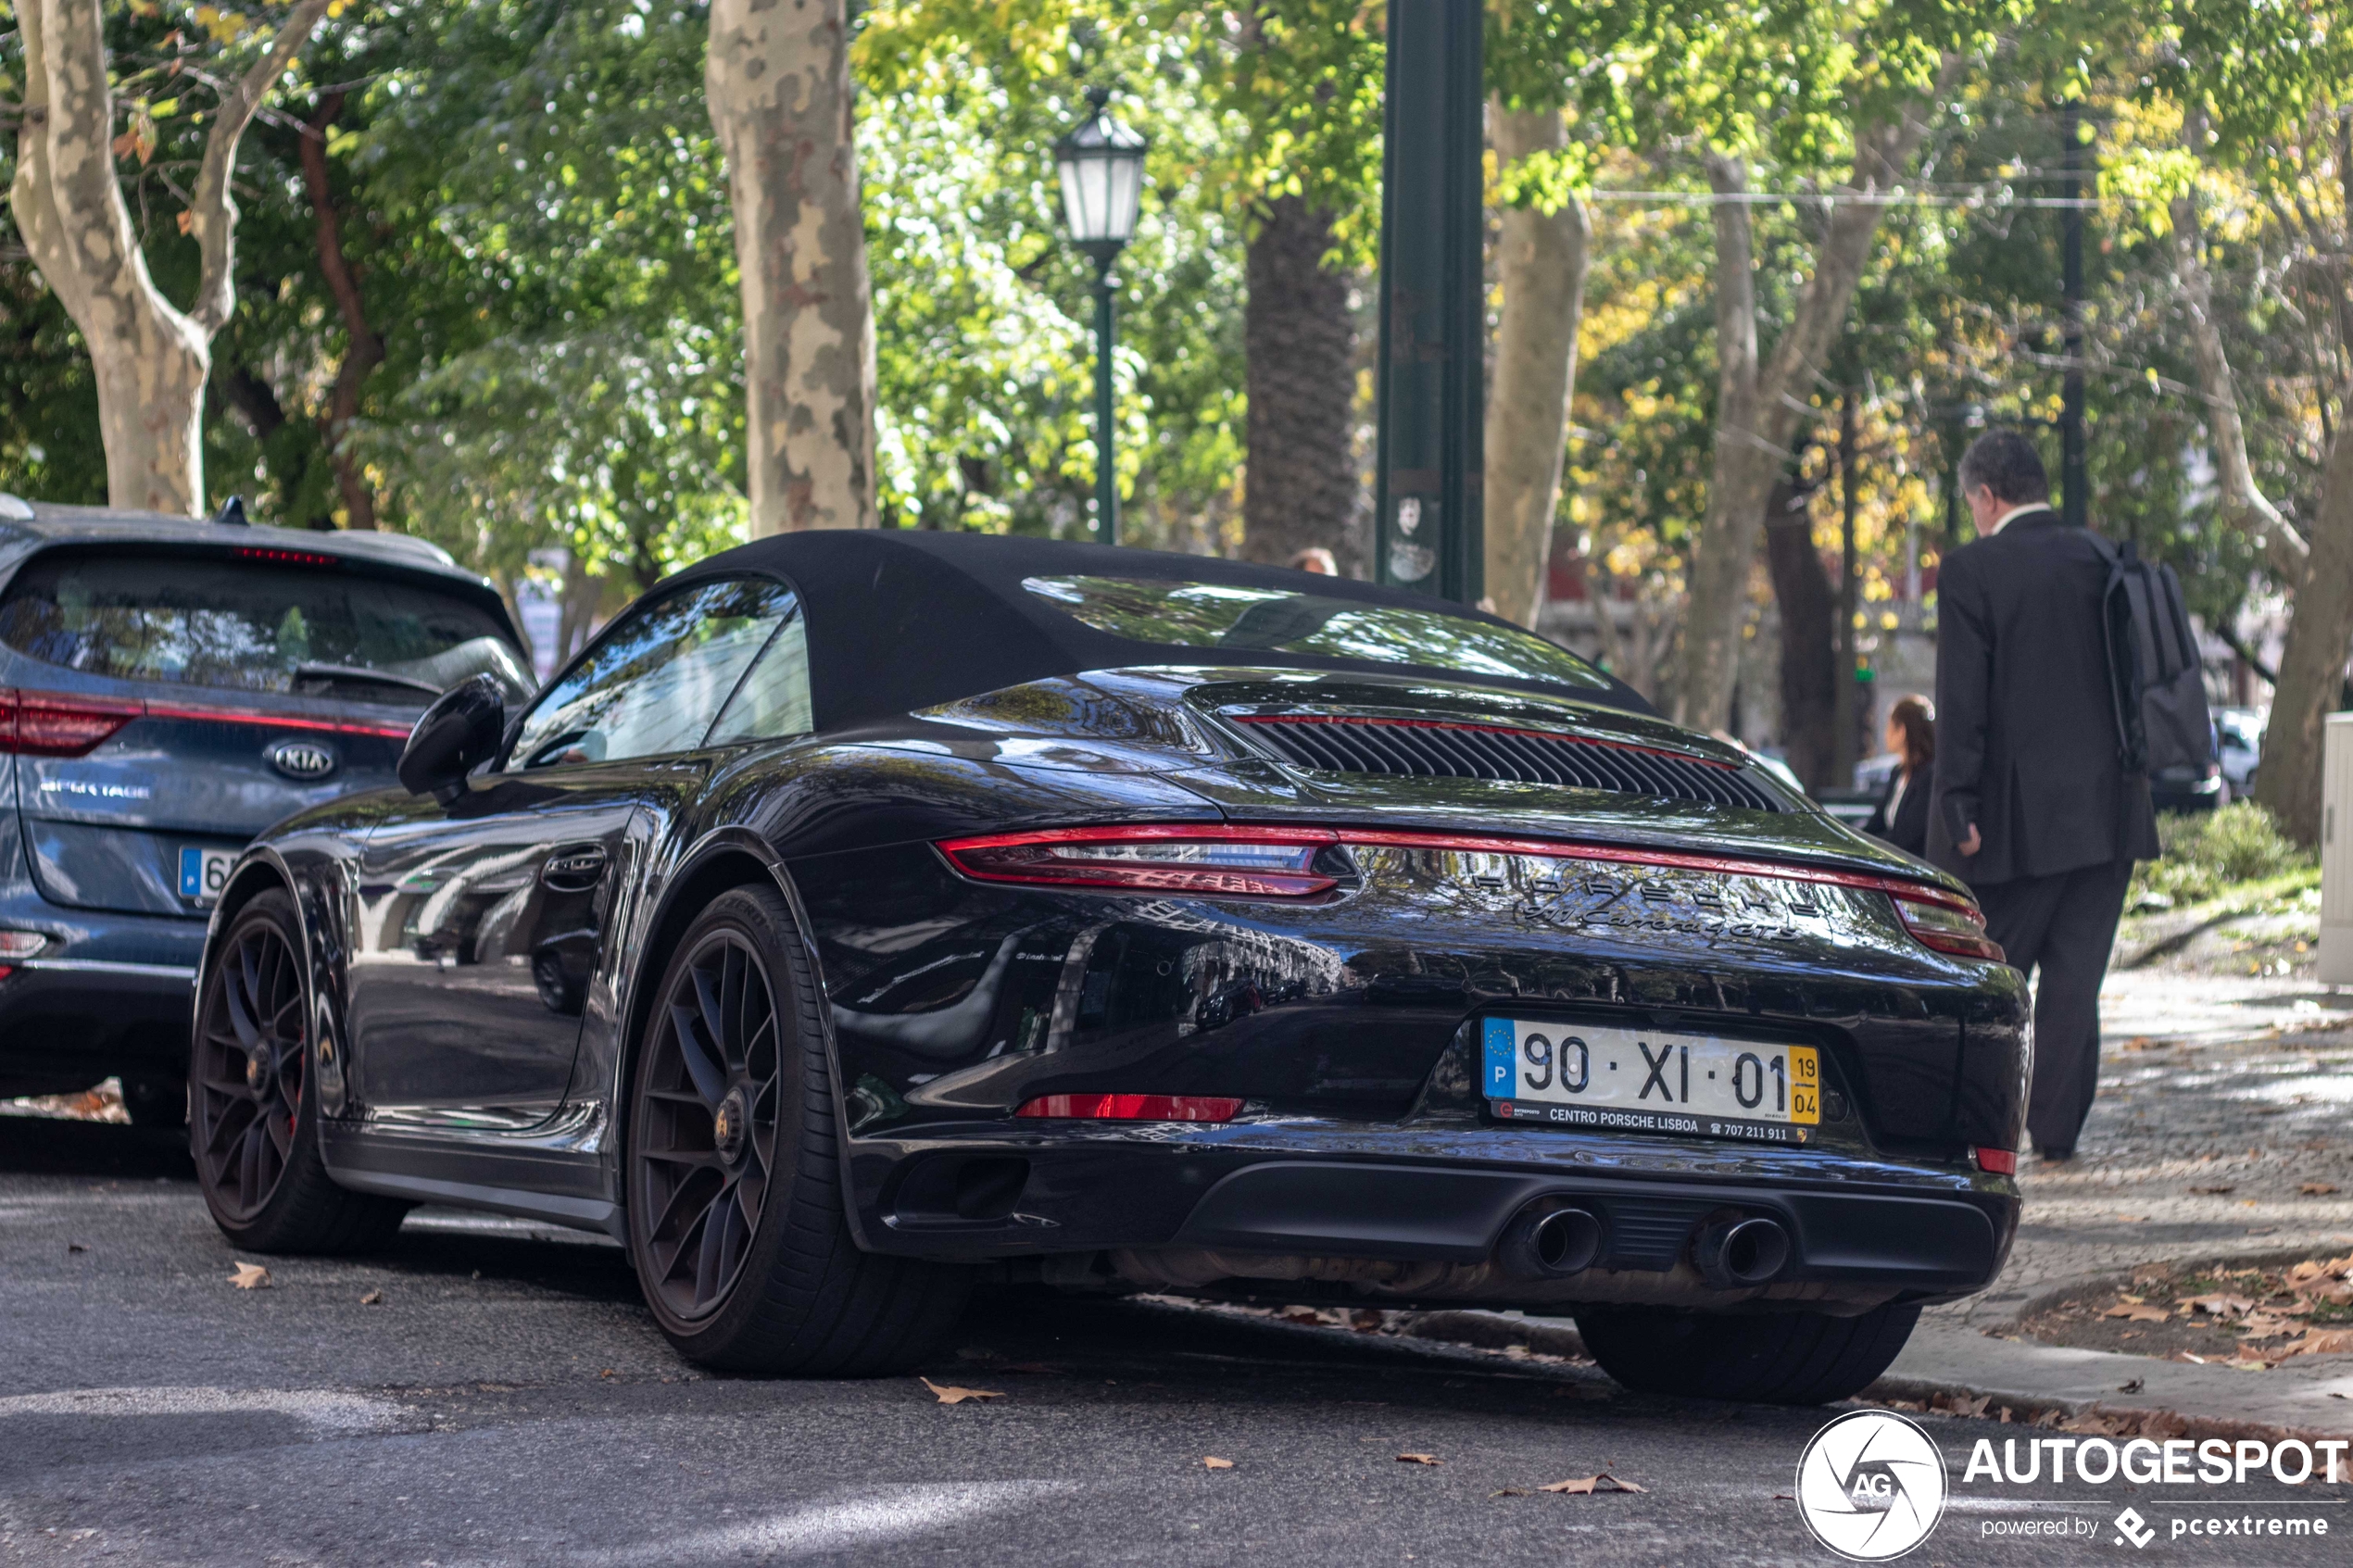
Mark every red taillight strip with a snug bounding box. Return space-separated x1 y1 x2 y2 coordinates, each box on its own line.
1330 827 1978 911
0 688 414 754
140 700 413 740
932 822 1975 913
1227 711 1741 770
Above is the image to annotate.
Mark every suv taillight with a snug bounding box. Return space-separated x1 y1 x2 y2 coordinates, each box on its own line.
0 690 143 756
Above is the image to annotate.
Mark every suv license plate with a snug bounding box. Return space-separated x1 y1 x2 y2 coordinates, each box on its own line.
179 847 236 906
1482 1018 1820 1146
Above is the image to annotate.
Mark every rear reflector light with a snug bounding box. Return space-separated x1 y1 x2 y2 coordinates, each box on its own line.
1013 1094 1242 1123
939 826 1340 899
1974 1147 2018 1175
1892 893 2005 961
0 932 49 960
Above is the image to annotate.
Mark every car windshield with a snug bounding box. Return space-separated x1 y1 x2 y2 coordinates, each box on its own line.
0 549 530 702
1021 575 1613 694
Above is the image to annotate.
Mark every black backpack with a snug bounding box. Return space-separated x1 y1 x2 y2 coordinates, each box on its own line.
2093 536 2213 777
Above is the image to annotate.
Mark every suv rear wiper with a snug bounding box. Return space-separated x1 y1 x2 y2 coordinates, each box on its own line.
293 662 445 698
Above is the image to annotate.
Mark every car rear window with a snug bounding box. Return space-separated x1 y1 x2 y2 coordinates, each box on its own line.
0 549 530 701
1021 574 1615 694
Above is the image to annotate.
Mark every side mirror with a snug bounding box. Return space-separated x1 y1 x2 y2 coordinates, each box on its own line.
397 673 506 805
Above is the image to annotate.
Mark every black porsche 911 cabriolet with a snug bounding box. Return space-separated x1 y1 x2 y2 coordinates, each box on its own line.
192 531 2026 1402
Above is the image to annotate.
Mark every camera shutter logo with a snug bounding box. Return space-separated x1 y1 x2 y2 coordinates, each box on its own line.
268 739 339 781
1795 1410 1947 1561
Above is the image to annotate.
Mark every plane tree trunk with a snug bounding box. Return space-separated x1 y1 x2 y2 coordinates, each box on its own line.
708 0 878 534
1483 102 1590 629
9 0 328 514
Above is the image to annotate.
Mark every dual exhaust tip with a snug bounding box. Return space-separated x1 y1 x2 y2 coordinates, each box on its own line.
1497 1201 1791 1287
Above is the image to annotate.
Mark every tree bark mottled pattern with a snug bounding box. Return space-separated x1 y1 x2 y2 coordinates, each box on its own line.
10 0 326 513
1483 103 1589 629
1242 195 1357 567
709 0 877 534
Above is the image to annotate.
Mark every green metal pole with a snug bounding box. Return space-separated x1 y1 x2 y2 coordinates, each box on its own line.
1372 0 1484 605
1093 254 1118 546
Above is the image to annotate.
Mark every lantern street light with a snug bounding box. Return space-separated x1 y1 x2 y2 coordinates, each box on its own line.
1054 87 1148 545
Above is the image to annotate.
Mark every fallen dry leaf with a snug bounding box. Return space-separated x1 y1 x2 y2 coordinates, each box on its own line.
1540 1474 1646 1495
67 1242 86 1254
358 1289 384 1306
2284 1329 2353 1357
229 1262 271 1290
2102 1303 2169 1323
1203 1457 1234 1471
2300 1184 2340 1197
2178 1293 2258 1317
2187 1185 2237 1196
919 1376 1004 1405
1396 1453 1443 1466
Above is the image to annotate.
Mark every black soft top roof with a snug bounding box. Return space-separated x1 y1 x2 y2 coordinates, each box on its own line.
662 530 1648 731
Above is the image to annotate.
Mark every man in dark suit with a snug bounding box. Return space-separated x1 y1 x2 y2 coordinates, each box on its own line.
1929 431 2159 1161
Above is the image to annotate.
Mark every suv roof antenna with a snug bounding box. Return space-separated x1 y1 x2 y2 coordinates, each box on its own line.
215 495 250 527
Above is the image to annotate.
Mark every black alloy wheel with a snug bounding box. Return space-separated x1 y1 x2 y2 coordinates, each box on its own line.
190 889 409 1253
193 908 308 1221
633 928 782 1322
624 884 971 1374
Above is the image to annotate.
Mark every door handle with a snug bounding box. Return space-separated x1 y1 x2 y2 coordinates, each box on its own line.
542 845 608 892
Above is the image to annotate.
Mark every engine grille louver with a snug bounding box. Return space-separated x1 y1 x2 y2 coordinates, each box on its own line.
1231 715 1784 813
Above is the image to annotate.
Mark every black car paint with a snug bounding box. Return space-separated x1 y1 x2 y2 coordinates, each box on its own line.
215 645 2026 1313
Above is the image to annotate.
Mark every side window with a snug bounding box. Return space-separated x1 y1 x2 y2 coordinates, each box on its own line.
509 578 796 769
706 609 812 746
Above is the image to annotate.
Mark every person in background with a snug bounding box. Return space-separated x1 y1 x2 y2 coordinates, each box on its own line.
1289 546 1338 576
1865 695 1934 857
1928 430 2158 1164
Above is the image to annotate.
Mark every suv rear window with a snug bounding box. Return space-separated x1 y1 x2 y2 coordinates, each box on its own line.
0 549 530 701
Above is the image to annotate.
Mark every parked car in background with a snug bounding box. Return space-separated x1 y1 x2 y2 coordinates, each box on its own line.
0 497 531 1123
2216 707 2263 798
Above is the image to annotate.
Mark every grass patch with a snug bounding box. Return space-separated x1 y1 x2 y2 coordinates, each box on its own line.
2128 802 2316 909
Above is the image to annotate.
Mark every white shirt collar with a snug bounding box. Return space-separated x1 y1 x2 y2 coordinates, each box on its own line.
1992 502 2054 535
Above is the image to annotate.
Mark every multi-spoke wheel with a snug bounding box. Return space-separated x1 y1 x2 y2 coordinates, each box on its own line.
625 884 970 1374
194 911 307 1220
191 889 407 1253
634 929 781 1321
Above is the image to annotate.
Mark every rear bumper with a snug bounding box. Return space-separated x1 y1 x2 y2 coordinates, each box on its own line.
0 886 199 1093
847 1121 2018 1312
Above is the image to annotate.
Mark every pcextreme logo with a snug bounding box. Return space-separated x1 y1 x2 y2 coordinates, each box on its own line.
1796 1410 1949 1561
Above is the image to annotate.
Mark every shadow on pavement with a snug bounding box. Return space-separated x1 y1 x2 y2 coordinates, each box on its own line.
0 1114 193 1179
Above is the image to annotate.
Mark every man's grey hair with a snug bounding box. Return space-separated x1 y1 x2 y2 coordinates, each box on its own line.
1958 430 2050 506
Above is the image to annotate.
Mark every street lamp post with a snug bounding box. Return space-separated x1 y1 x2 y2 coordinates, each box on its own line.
1054 87 1148 546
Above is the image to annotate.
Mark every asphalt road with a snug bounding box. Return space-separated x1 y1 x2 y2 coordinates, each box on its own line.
3 1117 2344 1567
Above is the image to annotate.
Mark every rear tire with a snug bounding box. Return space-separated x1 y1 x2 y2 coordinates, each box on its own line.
1576 1300 1920 1405
191 889 408 1254
625 884 970 1374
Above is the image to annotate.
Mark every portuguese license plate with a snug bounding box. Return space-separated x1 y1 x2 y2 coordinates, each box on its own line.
179 846 236 906
1483 1017 1820 1145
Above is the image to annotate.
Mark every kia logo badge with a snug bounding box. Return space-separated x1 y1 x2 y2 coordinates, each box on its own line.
268 738 339 781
